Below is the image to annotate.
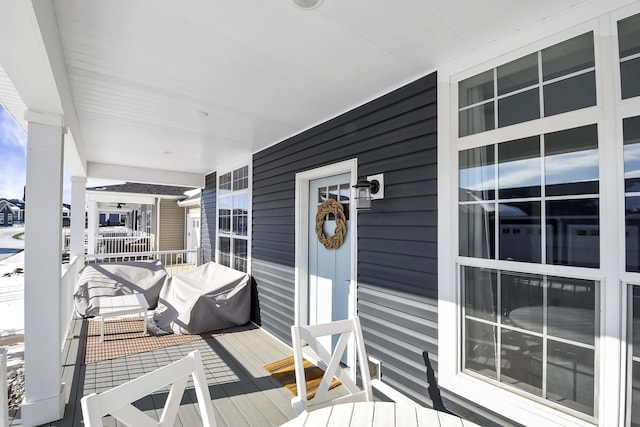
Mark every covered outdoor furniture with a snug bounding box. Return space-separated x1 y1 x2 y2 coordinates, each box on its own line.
74 260 168 317
153 262 251 334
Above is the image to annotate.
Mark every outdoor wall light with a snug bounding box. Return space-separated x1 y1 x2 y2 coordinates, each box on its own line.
352 173 384 211
293 0 324 10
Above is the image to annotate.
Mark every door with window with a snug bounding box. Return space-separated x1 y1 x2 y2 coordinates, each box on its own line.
308 173 351 361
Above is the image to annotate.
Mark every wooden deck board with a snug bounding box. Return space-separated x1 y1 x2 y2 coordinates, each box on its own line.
8 321 301 426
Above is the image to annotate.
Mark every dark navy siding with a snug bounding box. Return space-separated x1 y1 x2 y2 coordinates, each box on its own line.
201 172 216 265
252 72 442 399
235 71 514 426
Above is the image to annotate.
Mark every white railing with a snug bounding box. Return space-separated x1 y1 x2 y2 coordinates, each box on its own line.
1 347 7 427
96 229 153 255
60 256 84 350
86 249 200 276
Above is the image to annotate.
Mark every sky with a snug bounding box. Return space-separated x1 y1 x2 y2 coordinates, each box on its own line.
0 103 121 205
0 104 27 201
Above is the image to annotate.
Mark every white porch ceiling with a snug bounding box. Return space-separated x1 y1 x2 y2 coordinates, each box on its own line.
1 0 599 182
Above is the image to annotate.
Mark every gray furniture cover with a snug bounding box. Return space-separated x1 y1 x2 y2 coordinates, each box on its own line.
74 260 168 317
153 262 251 334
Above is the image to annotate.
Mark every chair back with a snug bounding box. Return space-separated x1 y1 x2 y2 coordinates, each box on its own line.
290 317 373 416
81 350 216 427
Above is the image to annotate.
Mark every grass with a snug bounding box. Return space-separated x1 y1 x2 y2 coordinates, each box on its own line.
11 232 24 240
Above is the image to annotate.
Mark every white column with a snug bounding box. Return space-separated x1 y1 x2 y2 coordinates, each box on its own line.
70 176 86 260
21 111 65 426
87 201 98 255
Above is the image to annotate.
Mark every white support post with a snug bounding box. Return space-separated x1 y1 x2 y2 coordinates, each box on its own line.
21 110 65 426
70 176 86 260
87 201 98 255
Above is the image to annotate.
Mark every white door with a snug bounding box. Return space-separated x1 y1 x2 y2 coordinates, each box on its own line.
308 173 352 358
186 213 200 264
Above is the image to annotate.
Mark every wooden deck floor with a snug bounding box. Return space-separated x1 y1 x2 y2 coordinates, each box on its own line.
8 319 307 427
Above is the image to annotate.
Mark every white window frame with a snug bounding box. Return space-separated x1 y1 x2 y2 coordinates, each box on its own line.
7 214 12 225
216 161 252 273
0 215 4 225
437 3 640 425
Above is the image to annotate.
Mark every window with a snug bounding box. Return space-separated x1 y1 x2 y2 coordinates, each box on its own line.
0 215 3 225
619 13 640 99
459 33 596 137
463 267 598 415
457 32 600 420
459 125 600 268
218 166 249 272
7 214 12 225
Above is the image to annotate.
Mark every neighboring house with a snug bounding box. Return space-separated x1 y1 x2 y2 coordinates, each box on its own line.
62 203 70 227
0 199 24 223
0 200 14 226
85 182 197 253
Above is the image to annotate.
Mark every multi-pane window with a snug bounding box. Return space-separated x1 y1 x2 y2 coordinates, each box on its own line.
459 124 600 268
459 32 596 137
619 13 640 99
218 166 249 272
458 31 600 420
463 267 597 415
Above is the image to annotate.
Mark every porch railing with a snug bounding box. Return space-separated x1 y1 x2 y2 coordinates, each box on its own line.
95 229 153 254
60 256 84 349
62 228 155 256
85 248 200 276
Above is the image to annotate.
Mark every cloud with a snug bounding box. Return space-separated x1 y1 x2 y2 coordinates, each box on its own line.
0 106 26 150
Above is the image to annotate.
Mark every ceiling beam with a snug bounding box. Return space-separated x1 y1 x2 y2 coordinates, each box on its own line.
87 162 205 188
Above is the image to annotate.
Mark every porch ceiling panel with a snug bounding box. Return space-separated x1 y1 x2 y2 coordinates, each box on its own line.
47 0 588 176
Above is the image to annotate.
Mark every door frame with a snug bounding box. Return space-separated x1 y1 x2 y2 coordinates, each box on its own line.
294 158 358 330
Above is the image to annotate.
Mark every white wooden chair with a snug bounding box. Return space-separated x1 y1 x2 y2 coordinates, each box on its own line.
290 317 373 416
80 350 217 427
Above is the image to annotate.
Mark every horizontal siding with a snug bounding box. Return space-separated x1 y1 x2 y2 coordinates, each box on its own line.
159 199 185 251
201 172 216 264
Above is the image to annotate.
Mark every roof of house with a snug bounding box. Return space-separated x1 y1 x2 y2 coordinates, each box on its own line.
86 182 197 198
0 201 9 212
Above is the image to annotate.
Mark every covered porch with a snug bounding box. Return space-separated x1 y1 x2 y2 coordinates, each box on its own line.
4 1 640 426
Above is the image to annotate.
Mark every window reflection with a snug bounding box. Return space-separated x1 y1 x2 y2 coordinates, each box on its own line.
625 117 640 192
459 204 495 259
619 13 640 99
463 267 597 416
546 199 599 268
626 197 640 273
459 146 495 201
498 136 541 199
545 125 599 196
464 266 497 321
499 201 541 263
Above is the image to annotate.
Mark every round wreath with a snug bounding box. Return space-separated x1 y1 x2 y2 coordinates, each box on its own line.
315 199 347 250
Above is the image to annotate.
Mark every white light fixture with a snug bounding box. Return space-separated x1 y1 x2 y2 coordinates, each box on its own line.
352 173 384 211
293 0 324 10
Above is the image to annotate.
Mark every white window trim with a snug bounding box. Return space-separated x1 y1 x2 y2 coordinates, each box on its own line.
438 4 640 425
216 160 252 273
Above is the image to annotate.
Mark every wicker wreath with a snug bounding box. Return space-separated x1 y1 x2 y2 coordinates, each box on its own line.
315 199 347 250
